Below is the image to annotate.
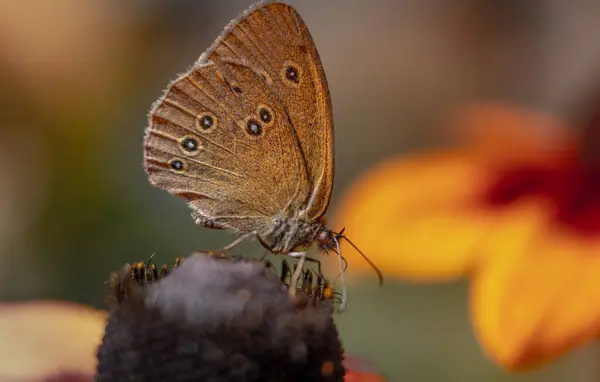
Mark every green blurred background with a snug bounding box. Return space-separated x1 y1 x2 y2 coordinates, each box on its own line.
1 0 599 380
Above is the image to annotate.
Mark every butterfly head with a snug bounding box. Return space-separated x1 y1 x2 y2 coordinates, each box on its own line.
318 227 384 286
316 229 338 251
316 227 348 251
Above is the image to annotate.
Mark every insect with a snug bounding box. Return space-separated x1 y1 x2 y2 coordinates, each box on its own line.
130 255 182 284
108 253 340 307
105 255 183 305
275 258 342 306
143 1 382 311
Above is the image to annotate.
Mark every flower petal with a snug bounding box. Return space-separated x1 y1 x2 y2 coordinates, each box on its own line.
470 204 600 370
0 300 106 379
332 150 496 281
344 355 387 381
446 102 574 166
345 370 387 382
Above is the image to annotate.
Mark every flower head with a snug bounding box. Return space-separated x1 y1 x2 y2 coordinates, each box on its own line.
97 253 346 381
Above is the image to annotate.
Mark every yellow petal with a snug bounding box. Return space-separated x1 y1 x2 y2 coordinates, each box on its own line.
0 300 107 379
470 206 600 370
331 150 496 282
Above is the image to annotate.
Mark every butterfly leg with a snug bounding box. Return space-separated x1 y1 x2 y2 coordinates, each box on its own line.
218 231 256 253
280 259 292 284
259 250 270 262
302 256 324 281
300 268 314 295
287 251 306 296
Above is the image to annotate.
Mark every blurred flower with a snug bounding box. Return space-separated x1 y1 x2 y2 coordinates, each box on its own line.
0 0 143 122
343 356 387 382
0 300 106 381
332 101 600 370
344 370 386 382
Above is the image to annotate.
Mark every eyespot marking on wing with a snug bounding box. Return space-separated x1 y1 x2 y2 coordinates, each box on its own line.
168 158 188 174
281 61 303 87
257 104 274 126
196 113 218 133
178 135 203 156
231 84 243 94
244 117 262 137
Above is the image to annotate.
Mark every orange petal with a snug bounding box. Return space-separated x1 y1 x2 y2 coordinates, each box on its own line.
444 102 575 166
0 300 107 380
470 205 600 370
331 150 496 282
345 370 387 382
344 355 386 381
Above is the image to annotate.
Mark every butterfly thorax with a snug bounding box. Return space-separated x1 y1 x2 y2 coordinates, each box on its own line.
259 216 332 254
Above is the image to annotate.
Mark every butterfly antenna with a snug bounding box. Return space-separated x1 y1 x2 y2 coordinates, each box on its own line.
333 236 348 313
340 233 384 286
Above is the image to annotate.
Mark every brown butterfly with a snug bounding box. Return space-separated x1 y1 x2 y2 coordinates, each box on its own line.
143 1 382 311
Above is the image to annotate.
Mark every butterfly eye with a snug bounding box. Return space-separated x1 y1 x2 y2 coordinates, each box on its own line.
178 136 202 156
245 118 262 136
281 61 303 87
168 158 187 173
196 113 217 133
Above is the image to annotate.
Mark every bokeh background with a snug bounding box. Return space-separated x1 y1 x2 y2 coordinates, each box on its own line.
1 0 600 381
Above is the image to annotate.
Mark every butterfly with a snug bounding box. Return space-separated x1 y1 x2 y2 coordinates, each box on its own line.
143 1 382 311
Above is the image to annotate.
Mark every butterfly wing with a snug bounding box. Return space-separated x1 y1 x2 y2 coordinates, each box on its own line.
144 53 311 233
143 1 334 234
207 1 335 221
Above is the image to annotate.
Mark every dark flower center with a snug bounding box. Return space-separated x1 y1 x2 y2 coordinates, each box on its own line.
483 157 600 237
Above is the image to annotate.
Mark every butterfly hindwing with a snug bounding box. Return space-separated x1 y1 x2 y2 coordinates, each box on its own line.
144 57 309 233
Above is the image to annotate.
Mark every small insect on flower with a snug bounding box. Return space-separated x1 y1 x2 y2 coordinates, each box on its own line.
129 255 184 285
105 255 184 306
106 252 341 309
278 258 343 306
